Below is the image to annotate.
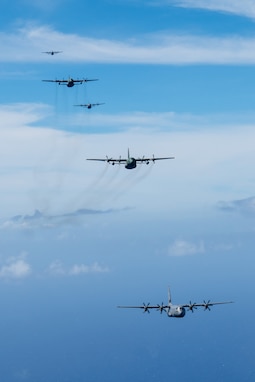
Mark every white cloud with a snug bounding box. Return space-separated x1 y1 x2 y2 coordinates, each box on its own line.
0 207 114 231
218 196 255 217
2 102 255 221
0 259 31 279
48 261 109 276
71 111 201 130
48 260 65 275
170 0 255 19
0 103 51 128
69 262 109 275
212 242 234 252
2 24 255 64
168 239 205 256
1 102 255 219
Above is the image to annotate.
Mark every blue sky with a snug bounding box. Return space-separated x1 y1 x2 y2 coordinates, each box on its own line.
1 1 255 381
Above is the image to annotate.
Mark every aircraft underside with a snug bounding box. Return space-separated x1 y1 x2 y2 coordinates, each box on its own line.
125 158 137 169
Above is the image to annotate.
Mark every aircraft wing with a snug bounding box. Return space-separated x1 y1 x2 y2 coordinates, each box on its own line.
75 79 98 83
136 156 175 163
87 158 127 164
42 79 67 83
74 103 105 107
117 304 167 313
88 103 105 106
42 51 62 54
181 300 234 311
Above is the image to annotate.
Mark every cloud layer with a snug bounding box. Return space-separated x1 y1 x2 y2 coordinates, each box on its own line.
168 239 205 256
2 24 255 64
0 254 109 281
48 260 109 276
171 0 255 19
218 196 255 217
1 102 255 218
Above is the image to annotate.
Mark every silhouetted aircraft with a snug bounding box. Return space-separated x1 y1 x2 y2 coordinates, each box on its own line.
42 51 62 55
42 77 98 87
87 148 174 169
74 102 105 109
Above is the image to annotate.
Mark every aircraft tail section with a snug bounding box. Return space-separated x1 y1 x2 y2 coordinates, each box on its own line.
128 148 130 159
168 287 172 305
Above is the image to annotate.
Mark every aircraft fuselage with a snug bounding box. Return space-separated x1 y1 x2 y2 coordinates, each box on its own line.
67 80 75 87
125 158 137 169
167 305 186 318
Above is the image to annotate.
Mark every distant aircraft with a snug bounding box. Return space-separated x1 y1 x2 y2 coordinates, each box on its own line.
42 77 98 87
74 102 105 109
42 51 63 55
117 287 233 318
86 148 174 169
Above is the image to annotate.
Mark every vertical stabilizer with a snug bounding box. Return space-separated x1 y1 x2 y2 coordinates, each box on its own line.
168 287 172 305
128 148 130 159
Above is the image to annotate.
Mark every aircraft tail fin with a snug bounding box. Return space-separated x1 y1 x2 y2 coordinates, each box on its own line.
128 148 130 159
168 286 172 305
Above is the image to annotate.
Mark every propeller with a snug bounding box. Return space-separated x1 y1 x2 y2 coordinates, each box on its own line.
187 301 197 313
157 303 166 314
203 300 211 311
141 155 147 164
152 154 155 163
142 303 150 313
106 156 113 164
118 156 121 164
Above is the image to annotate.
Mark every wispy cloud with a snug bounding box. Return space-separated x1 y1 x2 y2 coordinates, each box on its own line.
169 0 255 20
2 24 255 64
1 102 255 218
168 239 205 256
0 207 123 231
0 103 51 128
69 263 110 275
72 111 203 131
0 259 32 279
217 196 255 217
48 260 109 276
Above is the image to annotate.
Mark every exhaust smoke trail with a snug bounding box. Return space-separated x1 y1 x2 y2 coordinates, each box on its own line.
106 162 154 203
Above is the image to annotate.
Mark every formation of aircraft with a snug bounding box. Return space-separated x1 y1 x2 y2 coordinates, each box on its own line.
87 148 174 169
42 77 98 87
74 102 105 109
42 51 63 55
118 287 233 318
41 50 233 323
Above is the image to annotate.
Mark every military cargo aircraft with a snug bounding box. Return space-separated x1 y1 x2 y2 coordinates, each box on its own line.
118 287 233 318
74 102 105 109
87 148 174 169
42 77 98 87
42 51 63 55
